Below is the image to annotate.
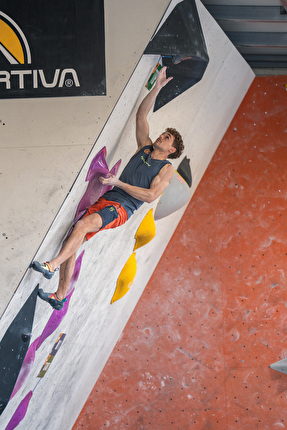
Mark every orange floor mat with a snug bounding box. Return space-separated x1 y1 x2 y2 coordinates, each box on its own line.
73 75 287 429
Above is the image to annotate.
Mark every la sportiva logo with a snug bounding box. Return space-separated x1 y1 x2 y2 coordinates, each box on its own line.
0 11 80 93
0 1 106 99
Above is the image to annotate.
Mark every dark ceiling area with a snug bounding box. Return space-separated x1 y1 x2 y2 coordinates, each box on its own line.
201 0 287 70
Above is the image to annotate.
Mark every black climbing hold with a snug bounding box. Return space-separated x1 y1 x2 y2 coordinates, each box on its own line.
177 156 192 188
0 284 39 415
145 0 209 111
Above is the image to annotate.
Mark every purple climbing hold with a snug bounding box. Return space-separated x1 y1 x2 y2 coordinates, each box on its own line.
5 391 33 430
74 147 122 223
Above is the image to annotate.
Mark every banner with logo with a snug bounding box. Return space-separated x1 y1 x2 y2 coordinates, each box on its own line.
0 0 105 99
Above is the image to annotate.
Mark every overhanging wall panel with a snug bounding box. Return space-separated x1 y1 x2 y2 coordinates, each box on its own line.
0 1 254 429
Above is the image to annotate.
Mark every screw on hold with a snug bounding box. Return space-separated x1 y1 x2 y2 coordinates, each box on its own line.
22 333 30 342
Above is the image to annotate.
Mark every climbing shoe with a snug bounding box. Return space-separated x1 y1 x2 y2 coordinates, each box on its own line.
38 289 67 310
30 261 57 279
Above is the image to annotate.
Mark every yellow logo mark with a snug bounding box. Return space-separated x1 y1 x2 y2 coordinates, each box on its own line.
0 11 31 64
0 19 24 63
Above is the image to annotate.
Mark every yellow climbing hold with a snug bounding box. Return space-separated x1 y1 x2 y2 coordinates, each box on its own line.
111 252 137 304
133 209 156 251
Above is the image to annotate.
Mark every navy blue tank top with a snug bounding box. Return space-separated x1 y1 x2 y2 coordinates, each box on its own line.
102 145 171 218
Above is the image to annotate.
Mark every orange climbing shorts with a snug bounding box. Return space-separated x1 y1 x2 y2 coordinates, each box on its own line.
82 197 128 241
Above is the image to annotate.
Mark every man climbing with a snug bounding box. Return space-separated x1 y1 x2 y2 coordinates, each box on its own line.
31 66 184 310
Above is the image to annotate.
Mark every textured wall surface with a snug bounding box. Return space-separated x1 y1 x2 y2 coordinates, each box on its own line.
74 75 287 429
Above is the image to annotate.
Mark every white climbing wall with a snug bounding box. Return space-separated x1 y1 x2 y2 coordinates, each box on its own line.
0 1 254 429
